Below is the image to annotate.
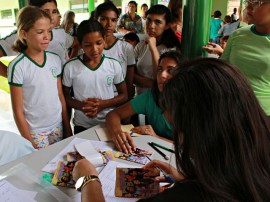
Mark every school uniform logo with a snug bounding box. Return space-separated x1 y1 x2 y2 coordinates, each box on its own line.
50 67 58 78
106 75 113 86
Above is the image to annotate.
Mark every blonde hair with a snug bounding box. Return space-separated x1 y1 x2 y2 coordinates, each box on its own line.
61 11 75 32
12 6 51 52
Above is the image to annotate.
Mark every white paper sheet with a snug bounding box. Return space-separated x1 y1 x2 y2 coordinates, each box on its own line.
0 180 37 202
41 137 114 173
75 141 104 167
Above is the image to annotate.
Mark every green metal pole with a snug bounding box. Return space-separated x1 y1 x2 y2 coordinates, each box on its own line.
182 0 212 59
151 0 158 7
88 0 95 14
18 0 28 9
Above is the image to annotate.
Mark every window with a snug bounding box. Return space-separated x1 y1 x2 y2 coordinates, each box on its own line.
1 9 12 19
70 0 88 13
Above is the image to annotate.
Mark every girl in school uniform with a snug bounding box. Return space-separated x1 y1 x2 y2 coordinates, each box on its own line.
62 20 128 134
8 6 72 149
134 4 181 95
94 1 136 99
0 0 79 77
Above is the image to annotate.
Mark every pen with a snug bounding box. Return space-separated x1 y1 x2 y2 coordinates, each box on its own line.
151 142 175 153
145 155 175 183
148 142 169 160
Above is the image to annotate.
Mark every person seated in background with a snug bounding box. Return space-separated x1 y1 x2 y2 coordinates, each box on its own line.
117 1 144 34
123 32 140 48
0 130 35 166
73 58 270 202
106 51 185 153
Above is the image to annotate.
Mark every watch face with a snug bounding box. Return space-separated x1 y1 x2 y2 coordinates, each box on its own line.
75 176 84 190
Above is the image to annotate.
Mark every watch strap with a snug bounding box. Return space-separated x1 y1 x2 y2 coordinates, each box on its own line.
78 175 100 192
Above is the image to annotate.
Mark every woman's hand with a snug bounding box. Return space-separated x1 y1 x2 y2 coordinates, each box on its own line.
143 159 185 182
202 42 224 56
111 131 136 154
73 159 99 181
131 125 158 137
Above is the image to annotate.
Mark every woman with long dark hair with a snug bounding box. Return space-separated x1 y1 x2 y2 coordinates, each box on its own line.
73 58 270 202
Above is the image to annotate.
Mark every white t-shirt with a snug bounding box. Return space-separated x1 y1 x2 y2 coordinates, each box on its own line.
103 38 135 77
134 40 174 94
0 28 74 65
48 28 74 65
62 54 124 128
0 30 18 56
8 51 62 133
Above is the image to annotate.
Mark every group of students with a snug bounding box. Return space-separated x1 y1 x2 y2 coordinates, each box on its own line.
73 1 270 201
1 0 270 201
0 0 180 150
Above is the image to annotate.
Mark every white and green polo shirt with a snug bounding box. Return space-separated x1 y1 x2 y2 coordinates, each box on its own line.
62 54 125 128
8 51 62 133
0 28 74 65
103 38 136 77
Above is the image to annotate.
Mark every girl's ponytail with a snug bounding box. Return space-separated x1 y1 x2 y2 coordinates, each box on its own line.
12 37 27 52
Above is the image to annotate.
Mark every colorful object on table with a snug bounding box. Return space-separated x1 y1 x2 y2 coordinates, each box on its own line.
115 148 152 165
115 167 160 198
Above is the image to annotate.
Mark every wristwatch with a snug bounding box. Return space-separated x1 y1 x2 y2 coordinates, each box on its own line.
75 175 100 191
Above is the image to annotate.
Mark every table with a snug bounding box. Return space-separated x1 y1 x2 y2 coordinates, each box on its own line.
0 124 175 201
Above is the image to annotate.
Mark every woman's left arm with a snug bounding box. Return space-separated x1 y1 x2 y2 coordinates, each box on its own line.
57 78 73 138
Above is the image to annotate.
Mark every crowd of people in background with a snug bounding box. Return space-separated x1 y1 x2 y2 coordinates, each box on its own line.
1 0 270 201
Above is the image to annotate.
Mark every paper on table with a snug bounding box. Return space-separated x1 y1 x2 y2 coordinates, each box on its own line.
71 161 141 202
0 180 37 202
95 124 141 142
100 161 142 202
42 137 114 173
75 141 104 168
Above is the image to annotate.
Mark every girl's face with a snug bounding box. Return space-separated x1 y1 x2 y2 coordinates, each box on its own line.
246 2 270 26
40 2 58 28
146 14 168 39
157 57 177 92
98 10 118 36
81 32 105 60
21 17 51 52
